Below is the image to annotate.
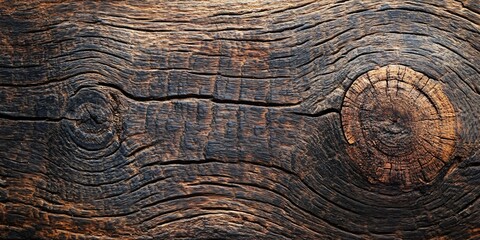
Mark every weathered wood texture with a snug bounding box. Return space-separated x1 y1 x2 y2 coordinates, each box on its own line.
0 0 479 239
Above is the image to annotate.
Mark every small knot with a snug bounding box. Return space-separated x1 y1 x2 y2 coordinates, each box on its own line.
62 88 120 152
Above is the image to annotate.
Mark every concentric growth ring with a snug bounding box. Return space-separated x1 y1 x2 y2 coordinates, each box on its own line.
62 88 121 154
341 65 456 188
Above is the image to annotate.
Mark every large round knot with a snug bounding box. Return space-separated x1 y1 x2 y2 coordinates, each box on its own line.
63 88 120 152
341 65 456 188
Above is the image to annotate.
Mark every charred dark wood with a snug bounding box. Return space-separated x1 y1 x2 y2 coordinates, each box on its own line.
0 0 479 239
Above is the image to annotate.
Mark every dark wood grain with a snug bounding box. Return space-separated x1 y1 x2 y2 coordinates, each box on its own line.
0 0 479 239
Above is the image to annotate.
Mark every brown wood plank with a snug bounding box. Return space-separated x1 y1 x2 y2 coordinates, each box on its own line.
0 0 479 239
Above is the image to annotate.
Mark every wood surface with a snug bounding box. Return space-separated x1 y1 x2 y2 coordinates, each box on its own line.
0 0 479 239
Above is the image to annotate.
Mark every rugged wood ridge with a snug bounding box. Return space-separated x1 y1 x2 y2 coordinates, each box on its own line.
0 0 479 239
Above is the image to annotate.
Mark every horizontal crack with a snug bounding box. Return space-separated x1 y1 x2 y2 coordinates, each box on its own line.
0 112 63 122
97 82 302 107
289 108 340 117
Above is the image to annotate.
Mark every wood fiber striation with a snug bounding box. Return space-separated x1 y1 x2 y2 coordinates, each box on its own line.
0 0 479 239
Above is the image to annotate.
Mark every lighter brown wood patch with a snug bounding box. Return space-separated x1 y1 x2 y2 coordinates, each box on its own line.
341 65 456 188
